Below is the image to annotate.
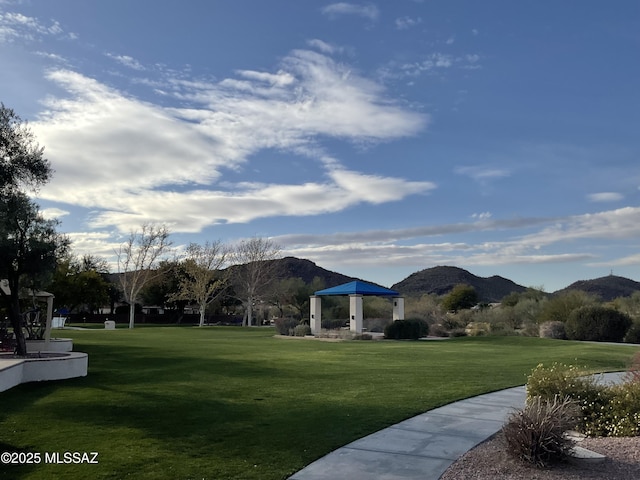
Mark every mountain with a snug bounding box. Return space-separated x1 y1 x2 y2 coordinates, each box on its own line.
270 257 357 288
552 275 640 301
391 266 527 302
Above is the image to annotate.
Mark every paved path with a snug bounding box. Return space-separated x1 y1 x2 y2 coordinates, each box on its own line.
290 372 626 480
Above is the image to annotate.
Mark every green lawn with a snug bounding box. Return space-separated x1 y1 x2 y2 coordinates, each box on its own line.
1 327 637 480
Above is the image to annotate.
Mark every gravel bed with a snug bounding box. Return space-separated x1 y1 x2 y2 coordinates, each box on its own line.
440 433 640 480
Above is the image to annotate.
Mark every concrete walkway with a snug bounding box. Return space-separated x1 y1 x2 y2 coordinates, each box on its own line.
290 372 625 480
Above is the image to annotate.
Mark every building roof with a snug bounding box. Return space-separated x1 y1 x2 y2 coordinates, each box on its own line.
314 280 399 297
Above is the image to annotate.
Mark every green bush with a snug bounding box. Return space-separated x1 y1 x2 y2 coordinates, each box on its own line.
624 322 640 344
526 362 640 437
293 324 312 337
565 305 632 342
384 319 428 340
539 321 567 340
321 318 347 330
502 395 579 467
274 318 299 335
527 363 602 403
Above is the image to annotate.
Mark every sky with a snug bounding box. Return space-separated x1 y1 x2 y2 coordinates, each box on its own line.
1 0 639 292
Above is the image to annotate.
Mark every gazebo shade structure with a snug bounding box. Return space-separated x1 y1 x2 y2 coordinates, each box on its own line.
314 280 399 297
310 280 404 334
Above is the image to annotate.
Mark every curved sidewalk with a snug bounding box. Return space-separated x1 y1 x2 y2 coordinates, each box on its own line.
289 372 625 480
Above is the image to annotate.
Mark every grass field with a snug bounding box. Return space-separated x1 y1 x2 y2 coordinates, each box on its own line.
1 327 638 480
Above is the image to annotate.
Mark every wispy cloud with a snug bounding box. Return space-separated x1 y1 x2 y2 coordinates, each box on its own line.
588 192 623 202
395 16 422 30
321 3 379 21
276 207 640 270
33 49 429 234
455 165 511 182
106 53 145 71
307 38 344 55
0 11 72 43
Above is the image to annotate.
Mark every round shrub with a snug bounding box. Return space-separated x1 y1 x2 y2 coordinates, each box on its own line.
624 322 640 344
384 319 428 340
293 324 312 337
274 318 299 335
565 305 632 342
539 321 566 340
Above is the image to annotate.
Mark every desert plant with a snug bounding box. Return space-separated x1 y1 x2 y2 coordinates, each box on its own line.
384 319 428 340
624 321 640 344
321 318 347 330
465 321 490 336
292 324 311 337
363 318 391 333
274 317 299 335
527 363 603 404
539 321 566 340
502 395 579 467
565 305 632 342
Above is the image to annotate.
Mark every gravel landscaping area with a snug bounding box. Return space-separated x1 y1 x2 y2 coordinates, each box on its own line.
440 433 640 480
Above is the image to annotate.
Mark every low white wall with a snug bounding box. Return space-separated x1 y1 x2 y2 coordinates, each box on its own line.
26 338 74 353
0 352 88 392
22 352 88 383
0 359 26 392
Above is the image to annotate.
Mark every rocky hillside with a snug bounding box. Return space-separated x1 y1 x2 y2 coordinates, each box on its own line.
553 275 640 301
391 265 527 303
270 257 357 288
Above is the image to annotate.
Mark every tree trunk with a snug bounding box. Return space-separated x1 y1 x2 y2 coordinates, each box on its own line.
247 300 253 327
129 304 135 328
8 301 27 356
199 307 205 327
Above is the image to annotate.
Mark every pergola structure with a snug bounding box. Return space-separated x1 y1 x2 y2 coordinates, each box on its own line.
309 280 405 334
0 280 55 349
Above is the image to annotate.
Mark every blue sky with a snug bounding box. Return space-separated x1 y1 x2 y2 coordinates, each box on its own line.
1 0 639 292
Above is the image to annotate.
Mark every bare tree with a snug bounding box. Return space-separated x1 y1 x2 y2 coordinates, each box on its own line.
171 241 229 327
230 237 281 326
116 224 172 328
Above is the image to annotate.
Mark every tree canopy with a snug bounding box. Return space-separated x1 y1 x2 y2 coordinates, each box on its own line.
0 104 62 355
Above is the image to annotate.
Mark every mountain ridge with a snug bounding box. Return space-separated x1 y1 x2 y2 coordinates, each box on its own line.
268 259 640 303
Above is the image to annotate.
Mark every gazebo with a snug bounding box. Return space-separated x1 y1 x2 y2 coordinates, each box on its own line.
0 280 55 349
310 280 405 334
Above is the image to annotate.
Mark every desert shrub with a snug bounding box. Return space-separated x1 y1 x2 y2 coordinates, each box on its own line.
428 323 448 337
354 333 373 340
526 362 640 437
364 318 391 333
502 395 579 467
527 363 603 405
539 321 566 339
583 380 640 437
321 318 347 330
448 328 467 337
627 351 640 382
441 284 478 312
536 290 598 324
274 318 299 335
565 305 632 342
465 321 489 336
384 319 428 340
624 322 640 344
292 324 312 337
488 322 517 336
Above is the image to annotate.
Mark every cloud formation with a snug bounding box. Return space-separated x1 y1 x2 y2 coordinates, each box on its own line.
321 3 380 21
33 49 430 233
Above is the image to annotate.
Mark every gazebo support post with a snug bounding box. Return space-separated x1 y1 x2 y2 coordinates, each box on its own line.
310 295 322 335
349 294 363 333
392 297 405 321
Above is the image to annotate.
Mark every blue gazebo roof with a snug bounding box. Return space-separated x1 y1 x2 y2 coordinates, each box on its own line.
314 280 399 297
